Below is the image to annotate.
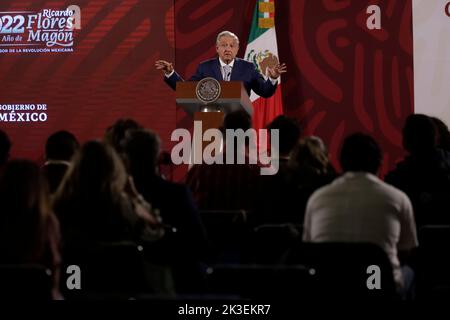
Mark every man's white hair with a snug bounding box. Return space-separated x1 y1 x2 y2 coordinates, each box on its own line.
216 31 239 45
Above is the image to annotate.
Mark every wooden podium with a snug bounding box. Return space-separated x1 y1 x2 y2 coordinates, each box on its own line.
176 81 253 133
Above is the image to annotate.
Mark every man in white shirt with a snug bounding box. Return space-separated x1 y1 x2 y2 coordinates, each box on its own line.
303 133 418 293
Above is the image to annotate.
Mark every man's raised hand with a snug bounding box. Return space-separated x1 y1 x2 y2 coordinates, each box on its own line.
155 60 174 75
267 63 287 79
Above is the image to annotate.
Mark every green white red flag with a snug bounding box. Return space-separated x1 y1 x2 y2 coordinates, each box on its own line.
244 0 284 132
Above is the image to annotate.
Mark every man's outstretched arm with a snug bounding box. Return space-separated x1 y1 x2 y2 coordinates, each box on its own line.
155 59 182 90
156 59 205 90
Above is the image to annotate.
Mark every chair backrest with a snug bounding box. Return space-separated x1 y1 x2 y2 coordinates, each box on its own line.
204 264 316 299
142 224 178 263
199 210 248 231
284 242 397 300
253 223 302 238
199 210 250 262
244 223 301 264
61 241 147 299
0 264 53 300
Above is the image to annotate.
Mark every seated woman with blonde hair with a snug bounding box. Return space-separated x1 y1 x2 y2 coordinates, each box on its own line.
53 141 164 247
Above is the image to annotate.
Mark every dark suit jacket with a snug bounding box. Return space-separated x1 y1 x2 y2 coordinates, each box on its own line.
164 57 277 98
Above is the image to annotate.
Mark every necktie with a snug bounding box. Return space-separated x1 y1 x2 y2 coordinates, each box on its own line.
223 65 232 81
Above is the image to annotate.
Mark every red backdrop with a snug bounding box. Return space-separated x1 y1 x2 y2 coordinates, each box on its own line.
173 0 414 176
0 0 176 162
0 0 413 178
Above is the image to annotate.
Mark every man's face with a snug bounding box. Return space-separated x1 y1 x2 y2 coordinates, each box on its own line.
216 36 239 64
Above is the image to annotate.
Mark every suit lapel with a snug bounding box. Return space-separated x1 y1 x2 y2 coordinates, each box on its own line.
230 58 241 81
213 58 223 81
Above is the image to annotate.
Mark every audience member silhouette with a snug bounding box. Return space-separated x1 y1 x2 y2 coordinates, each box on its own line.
287 136 336 219
42 130 80 194
267 115 301 167
53 141 163 248
123 128 208 259
123 129 209 292
256 136 336 224
0 160 61 299
104 118 142 154
303 133 418 294
186 110 261 210
263 114 302 187
385 114 450 226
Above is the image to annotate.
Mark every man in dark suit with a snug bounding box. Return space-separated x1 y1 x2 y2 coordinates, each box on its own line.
155 30 286 98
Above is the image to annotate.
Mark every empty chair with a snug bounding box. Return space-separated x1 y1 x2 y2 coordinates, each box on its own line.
284 242 398 300
416 225 450 299
0 264 52 300
204 264 316 299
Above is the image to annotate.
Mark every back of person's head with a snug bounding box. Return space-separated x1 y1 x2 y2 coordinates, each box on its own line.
402 114 437 154
0 160 49 262
267 115 301 156
58 141 127 200
340 133 382 174
223 110 252 131
45 130 79 161
0 129 11 166
123 129 161 177
54 141 132 245
104 118 142 154
289 136 331 175
431 116 450 152
222 111 253 151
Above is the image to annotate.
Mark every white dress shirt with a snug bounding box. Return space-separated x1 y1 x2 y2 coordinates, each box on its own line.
303 171 418 290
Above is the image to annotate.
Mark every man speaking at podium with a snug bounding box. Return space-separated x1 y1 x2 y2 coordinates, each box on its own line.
155 30 286 98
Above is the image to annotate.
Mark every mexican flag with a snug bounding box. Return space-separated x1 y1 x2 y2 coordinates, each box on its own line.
244 0 284 132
